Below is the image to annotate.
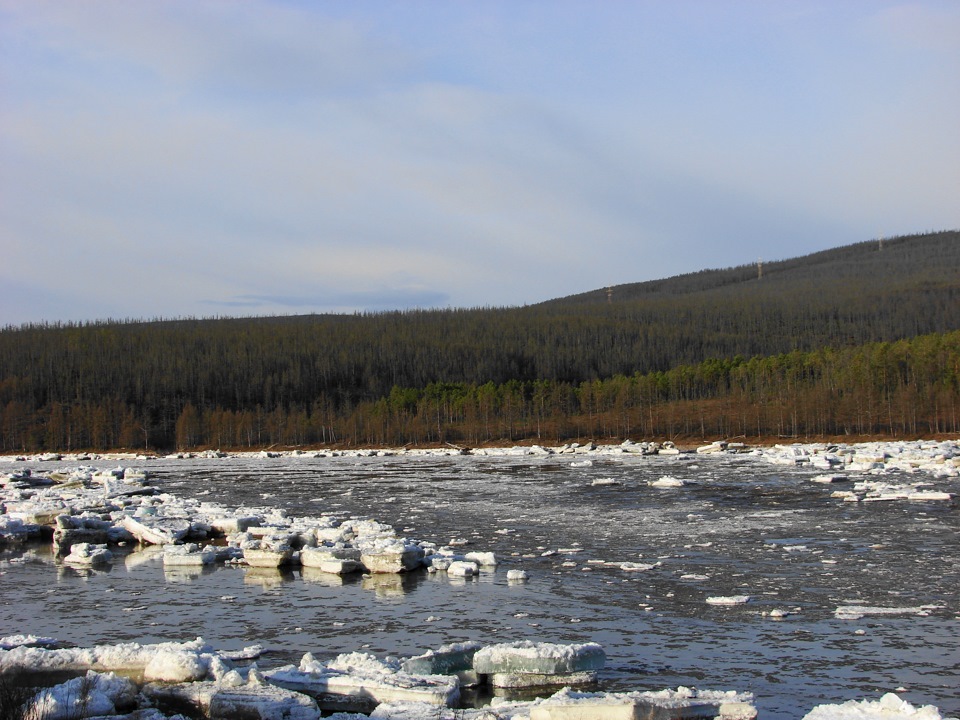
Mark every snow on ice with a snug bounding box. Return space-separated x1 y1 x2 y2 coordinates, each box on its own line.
802 692 957 720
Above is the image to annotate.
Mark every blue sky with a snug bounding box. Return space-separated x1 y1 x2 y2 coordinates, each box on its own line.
1 1 958 325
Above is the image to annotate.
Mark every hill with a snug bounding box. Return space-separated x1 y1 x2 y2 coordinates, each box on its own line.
546 230 960 306
1 230 958 450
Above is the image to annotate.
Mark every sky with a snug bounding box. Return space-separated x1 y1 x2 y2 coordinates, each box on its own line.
1 1 958 325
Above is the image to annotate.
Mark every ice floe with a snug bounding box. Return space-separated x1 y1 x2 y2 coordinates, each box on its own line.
28 670 139 720
706 595 751 606
834 605 940 620
473 641 605 689
267 651 460 712
649 476 691 488
802 692 956 720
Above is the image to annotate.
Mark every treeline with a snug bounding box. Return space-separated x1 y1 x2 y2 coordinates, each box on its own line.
3 331 959 452
1 230 958 451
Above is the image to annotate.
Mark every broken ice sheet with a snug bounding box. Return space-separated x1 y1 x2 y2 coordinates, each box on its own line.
834 605 940 620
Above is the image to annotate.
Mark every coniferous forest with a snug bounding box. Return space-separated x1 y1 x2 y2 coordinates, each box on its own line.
1 231 959 452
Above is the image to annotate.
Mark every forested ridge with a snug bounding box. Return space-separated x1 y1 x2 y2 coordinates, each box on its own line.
2 230 958 451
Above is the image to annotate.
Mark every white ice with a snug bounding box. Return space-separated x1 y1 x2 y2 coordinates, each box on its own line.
802 692 957 720
706 595 751 606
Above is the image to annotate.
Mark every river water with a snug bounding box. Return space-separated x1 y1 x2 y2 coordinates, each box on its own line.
1 450 958 719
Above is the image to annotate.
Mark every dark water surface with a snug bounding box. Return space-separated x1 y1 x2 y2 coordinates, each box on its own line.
2 451 958 719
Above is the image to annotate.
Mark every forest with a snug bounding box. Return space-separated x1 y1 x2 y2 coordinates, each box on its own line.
1 230 958 452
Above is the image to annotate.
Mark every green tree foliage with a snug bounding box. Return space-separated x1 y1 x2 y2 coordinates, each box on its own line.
1 231 958 450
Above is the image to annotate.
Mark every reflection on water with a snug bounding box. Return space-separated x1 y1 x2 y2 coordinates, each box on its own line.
244 567 297 589
163 564 217 583
361 572 422 599
1 452 958 720
301 566 352 587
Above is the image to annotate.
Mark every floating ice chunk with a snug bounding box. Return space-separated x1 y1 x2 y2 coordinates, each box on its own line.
447 560 478 577
427 556 452 571
0 634 59 650
360 541 425 573
0 637 216 676
120 515 193 545
209 515 262 534
266 651 459 711
812 474 849 483
464 551 498 567
243 544 296 568
301 546 363 567
0 514 47 544
834 605 937 620
142 647 212 683
649 476 690 488
591 478 621 486
619 562 659 572
706 595 751 606
802 692 950 719
62 542 114 566
53 514 133 552
163 543 217 566
907 491 953 502
473 641 605 676
30 670 138 720
657 441 681 455
144 671 320 719
402 641 482 676
507 569 529 582
531 686 757 720
220 644 264 661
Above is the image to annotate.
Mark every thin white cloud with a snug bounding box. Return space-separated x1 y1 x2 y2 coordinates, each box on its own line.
1 1 958 325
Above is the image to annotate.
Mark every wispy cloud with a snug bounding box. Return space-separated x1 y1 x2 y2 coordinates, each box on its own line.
215 287 451 313
1 0 957 325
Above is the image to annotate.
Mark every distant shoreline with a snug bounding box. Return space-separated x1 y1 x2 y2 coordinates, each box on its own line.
3 433 957 461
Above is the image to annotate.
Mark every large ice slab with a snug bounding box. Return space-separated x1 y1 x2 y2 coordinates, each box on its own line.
802 692 952 720
120 515 193 546
531 687 757 720
62 542 114 566
266 652 459 712
0 637 219 680
243 544 296 568
144 671 320 720
163 543 217 567
360 541 425 573
401 641 483 676
28 670 140 720
300 546 364 575
473 641 606 676
834 605 938 620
